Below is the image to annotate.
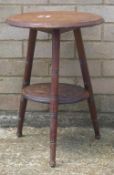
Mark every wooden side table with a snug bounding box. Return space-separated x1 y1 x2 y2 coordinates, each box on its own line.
7 11 104 167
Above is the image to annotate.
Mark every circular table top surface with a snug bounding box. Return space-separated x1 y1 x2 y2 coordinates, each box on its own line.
7 11 104 29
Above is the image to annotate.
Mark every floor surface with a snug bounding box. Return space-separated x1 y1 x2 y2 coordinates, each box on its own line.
0 127 114 175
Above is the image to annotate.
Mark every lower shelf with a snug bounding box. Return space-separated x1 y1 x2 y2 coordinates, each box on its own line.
22 83 89 104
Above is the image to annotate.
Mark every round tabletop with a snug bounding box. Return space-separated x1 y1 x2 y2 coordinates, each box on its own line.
7 11 104 29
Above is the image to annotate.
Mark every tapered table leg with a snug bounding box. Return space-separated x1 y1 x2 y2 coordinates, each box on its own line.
74 28 100 139
50 30 60 167
17 29 37 137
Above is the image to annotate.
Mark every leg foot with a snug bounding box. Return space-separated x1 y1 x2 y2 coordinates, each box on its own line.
17 96 27 137
50 142 57 167
50 161 56 168
88 98 100 140
17 131 23 137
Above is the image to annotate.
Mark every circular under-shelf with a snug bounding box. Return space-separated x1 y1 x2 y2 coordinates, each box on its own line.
22 83 89 104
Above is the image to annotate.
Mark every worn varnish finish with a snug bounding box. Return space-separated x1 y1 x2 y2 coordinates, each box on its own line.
7 11 104 167
7 11 104 31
